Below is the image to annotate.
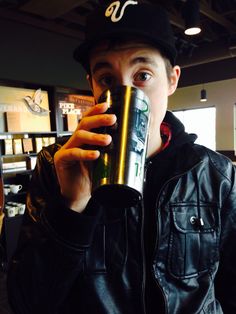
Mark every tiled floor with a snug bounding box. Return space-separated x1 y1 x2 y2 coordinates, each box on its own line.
0 271 14 314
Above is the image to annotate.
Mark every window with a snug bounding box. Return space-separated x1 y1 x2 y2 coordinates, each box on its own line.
173 107 216 150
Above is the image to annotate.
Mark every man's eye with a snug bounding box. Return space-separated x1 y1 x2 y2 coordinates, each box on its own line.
99 76 114 87
134 72 151 82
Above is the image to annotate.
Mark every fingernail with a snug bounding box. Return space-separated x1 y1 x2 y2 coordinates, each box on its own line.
88 151 99 158
98 102 108 108
101 134 111 141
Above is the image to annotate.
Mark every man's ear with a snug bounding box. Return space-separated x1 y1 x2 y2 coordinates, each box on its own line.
168 65 181 96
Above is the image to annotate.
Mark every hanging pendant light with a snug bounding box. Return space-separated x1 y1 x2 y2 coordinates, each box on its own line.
183 0 201 36
200 85 207 102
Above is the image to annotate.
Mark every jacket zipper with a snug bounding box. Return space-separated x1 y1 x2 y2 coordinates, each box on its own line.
151 160 203 314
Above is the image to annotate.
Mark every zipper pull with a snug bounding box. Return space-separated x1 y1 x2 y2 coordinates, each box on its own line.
198 217 204 227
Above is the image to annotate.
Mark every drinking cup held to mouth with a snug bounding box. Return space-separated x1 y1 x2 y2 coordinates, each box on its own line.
92 85 150 207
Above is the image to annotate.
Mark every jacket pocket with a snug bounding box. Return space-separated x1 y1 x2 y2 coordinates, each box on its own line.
168 204 220 279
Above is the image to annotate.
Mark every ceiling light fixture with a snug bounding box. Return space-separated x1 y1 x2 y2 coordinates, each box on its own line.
183 0 201 36
200 85 207 102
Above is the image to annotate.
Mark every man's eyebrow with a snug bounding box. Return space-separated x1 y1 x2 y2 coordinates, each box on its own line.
91 62 112 75
130 56 158 67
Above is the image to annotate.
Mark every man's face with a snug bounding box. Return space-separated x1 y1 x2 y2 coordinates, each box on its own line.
88 42 180 157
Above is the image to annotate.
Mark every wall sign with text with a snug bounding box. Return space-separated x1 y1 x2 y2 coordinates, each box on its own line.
0 85 51 132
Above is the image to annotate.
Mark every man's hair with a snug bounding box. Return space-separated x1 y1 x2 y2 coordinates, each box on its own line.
163 57 173 82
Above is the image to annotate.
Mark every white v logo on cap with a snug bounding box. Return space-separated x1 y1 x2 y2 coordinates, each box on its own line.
105 0 138 23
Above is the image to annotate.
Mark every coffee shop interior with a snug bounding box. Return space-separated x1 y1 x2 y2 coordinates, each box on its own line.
0 0 236 311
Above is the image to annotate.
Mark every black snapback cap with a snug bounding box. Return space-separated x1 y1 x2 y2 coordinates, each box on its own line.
74 1 177 71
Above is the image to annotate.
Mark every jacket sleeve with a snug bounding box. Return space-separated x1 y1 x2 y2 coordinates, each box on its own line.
7 145 102 314
215 164 236 313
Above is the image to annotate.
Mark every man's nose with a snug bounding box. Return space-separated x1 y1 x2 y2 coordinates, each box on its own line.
116 75 132 87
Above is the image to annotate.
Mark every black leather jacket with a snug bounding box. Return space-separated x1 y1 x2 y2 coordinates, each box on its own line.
7 112 236 314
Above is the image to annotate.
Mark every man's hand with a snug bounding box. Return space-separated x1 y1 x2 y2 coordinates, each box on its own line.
54 102 116 213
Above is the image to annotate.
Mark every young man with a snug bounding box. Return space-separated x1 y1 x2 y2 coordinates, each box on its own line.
7 2 236 314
